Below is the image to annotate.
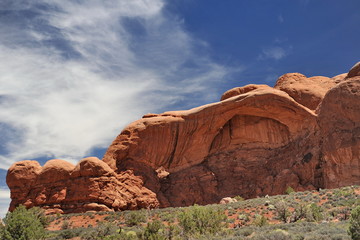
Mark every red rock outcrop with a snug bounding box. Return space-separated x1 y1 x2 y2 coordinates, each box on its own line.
7 157 159 214
7 62 360 213
317 76 360 188
273 73 339 110
103 84 320 207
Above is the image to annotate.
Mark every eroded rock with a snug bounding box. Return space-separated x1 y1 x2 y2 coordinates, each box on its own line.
6 158 159 213
274 73 338 110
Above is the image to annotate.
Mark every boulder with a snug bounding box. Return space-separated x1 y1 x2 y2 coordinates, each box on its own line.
71 157 114 177
219 197 237 204
7 161 41 188
38 159 75 183
274 73 338 110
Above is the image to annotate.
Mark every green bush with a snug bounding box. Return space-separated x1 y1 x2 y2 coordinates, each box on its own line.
138 220 166 240
335 188 355 198
80 222 120 240
285 187 295 195
234 195 245 201
125 211 147 226
348 205 360 240
253 214 268 227
0 205 49 240
53 228 85 239
306 203 323 222
178 205 226 235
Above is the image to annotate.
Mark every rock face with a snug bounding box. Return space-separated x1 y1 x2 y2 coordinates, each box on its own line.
7 62 360 213
7 157 158 214
317 76 360 188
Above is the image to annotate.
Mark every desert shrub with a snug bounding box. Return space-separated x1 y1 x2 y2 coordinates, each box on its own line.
335 188 355 198
286 186 295 195
61 220 71 230
80 222 120 240
290 203 307 223
52 228 85 239
338 207 351 221
252 229 292 240
348 205 360 240
275 200 290 223
253 214 268 227
227 218 235 224
164 225 181 240
305 203 323 222
234 195 244 201
158 212 175 222
234 227 255 237
125 211 147 226
138 220 166 240
238 214 250 222
178 205 226 235
0 205 49 240
268 204 276 210
104 213 119 222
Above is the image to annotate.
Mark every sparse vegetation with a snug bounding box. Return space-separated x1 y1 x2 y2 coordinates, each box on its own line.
138 220 166 240
178 204 227 236
253 214 268 227
2 186 358 239
125 210 147 226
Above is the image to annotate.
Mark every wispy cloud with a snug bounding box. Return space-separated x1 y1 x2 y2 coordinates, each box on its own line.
258 46 292 61
278 14 284 23
0 188 10 218
0 0 231 169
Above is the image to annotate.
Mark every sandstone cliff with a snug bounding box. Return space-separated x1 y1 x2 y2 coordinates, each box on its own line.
7 62 360 213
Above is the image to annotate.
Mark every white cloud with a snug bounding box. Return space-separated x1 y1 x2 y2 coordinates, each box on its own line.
0 188 10 218
0 0 231 170
258 46 290 61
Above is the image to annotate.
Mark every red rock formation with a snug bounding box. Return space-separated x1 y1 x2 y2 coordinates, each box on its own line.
273 73 339 110
6 62 360 213
7 157 158 214
317 76 360 188
102 84 320 207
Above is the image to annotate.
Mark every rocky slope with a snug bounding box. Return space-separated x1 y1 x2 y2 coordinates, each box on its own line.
7 62 360 214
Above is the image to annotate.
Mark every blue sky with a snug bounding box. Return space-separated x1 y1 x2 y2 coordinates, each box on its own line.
0 0 359 216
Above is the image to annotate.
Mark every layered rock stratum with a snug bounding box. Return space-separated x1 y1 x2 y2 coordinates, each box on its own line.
7 62 360 214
